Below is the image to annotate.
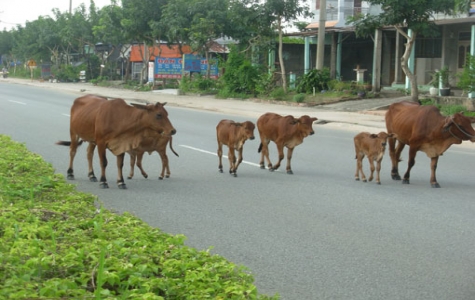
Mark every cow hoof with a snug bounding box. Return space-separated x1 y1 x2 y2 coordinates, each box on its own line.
362 179 367 182
402 179 410 184
118 183 127 189
269 168 275 172
392 174 401 180
286 170 293 175
260 165 265 169
89 176 98 182
377 182 381 185
431 183 441 188
143 174 148 179
219 169 223 173
127 176 132 180
233 173 237 177
355 178 360 181
67 174 75 180
100 182 109 189
165 175 170 178
158 176 163 180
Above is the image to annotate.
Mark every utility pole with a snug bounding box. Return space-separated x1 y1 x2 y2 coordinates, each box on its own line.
316 0 327 69
69 0 72 14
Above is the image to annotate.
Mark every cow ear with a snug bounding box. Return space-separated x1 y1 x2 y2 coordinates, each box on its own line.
154 102 167 107
442 116 454 131
388 133 397 139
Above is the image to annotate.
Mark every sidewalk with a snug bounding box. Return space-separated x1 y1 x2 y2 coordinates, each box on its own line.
2 77 409 132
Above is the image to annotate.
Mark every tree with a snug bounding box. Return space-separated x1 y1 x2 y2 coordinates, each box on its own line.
348 0 471 102
263 0 312 93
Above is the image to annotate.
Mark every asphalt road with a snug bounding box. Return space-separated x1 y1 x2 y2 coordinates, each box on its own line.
2 82 475 300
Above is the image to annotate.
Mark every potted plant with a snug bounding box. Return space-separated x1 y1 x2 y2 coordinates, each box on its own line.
428 71 439 96
438 66 451 96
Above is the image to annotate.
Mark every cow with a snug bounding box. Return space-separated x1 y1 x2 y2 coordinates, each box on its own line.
354 131 395 184
127 133 179 180
216 120 256 177
257 113 318 174
385 101 475 188
56 95 176 189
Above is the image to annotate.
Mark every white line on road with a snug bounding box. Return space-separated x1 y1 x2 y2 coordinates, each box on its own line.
180 144 261 167
8 100 26 105
62 113 70 117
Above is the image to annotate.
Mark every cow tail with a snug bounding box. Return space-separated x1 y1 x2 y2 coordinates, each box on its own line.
258 143 263 153
56 140 84 147
169 136 179 157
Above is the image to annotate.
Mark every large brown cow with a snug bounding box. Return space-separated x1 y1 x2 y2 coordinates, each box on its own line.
216 120 255 177
57 95 176 189
354 131 395 185
127 133 179 180
385 101 475 187
257 113 318 174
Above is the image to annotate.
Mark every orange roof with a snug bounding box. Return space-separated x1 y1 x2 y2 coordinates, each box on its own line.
130 44 194 62
306 20 339 30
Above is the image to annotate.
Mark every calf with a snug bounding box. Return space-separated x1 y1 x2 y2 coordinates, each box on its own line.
354 131 394 184
257 113 318 174
216 120 256 177
127 134 179 180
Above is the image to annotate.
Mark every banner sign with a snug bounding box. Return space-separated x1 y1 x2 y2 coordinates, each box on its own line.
154 55 219 79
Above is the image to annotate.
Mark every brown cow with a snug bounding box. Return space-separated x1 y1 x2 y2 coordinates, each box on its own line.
257 113 318 174
57 95 176 189
216 120 256 177
127 133 179 180
385 101 475 187
354 131 395 184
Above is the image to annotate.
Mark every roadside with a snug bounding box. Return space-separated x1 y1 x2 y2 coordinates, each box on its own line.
2 77 408 132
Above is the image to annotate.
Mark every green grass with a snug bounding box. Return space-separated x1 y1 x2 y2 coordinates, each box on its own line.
0 135 278 299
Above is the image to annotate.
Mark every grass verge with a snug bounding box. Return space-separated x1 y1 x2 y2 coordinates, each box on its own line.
0 135 278 299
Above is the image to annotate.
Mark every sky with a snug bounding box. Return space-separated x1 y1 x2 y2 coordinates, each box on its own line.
0 0 112 31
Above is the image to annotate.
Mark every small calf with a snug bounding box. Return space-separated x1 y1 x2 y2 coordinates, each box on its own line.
216 120 256 177
354 132 395 184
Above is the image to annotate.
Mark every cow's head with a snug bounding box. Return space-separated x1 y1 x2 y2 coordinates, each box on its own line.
372 132 396 149
443 112 475 142
296 115 318 137
131 102 176 136
241 121 256 140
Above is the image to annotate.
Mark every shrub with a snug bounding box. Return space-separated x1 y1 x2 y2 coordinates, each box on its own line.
222 46 261 95
296 68 331 94
293 93 306 103
270 87 286 100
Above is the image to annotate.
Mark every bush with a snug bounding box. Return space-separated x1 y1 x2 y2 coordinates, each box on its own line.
222 46 261 95
0 135 277 299
296 68 331 94
270 87 286 100
293 93 306 103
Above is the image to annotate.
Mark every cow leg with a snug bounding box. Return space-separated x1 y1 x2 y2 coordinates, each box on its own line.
97 143 109 189
389 139 405 180
375 159 382 185
402 147 417 184
86 143 97 182
355 152 365 182
217 142 224 173
259 140 272 170
430 156 441 188
285 147 294 174
127 152 136 179
135 152 148 179
158 151 169 180
234 147 244 175
368 157 375 182
270 143 285 172
228 147 237 177
66 136 80 180
116 153 127 189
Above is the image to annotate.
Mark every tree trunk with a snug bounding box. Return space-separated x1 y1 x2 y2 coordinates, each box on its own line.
277 17 287 93
398 28 419 102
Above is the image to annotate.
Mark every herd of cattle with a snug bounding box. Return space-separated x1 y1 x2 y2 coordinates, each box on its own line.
57 95 475 189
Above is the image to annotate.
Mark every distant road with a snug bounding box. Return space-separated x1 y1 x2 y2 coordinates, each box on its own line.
2 82 475 300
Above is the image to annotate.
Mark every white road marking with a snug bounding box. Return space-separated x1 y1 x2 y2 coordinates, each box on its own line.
62 113 70 117
8 100 26 105
180 144 261 167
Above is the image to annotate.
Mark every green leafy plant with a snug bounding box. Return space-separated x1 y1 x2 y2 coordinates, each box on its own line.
293 93 305 103
296 68 331 94
457 54 475 94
